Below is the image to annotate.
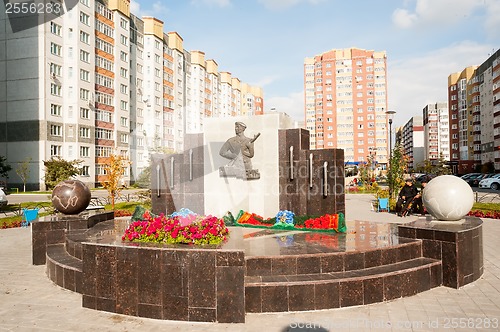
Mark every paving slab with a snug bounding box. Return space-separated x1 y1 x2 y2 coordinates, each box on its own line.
0 194 499 331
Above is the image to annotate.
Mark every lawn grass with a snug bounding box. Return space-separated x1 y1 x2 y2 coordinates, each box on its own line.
0 201 150 228
471 202 500 212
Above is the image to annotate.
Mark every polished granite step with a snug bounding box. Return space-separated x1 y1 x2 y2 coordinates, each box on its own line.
244 257 442 313
46 244 83 293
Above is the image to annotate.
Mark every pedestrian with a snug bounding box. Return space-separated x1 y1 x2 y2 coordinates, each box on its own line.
396 178 419 217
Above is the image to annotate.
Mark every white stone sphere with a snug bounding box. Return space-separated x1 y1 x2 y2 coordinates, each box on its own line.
422 175 474 221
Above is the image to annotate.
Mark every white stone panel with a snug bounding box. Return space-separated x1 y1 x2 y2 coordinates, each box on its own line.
204 113 294 218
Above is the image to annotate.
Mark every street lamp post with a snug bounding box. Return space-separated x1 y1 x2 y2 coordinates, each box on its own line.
385 110 396 197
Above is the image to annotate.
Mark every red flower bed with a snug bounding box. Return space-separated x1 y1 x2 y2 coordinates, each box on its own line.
467 210 500 219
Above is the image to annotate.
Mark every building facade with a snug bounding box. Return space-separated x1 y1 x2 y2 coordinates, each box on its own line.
422 103 450 166
304 48 389 168
448 49 500 173
400 116 424 170
0 0 264 190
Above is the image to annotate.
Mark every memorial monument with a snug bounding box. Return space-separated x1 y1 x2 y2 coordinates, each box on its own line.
151 112 345 218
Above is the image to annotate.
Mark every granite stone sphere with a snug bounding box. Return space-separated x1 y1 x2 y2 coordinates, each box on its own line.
51 180 91 215
422 175 474 221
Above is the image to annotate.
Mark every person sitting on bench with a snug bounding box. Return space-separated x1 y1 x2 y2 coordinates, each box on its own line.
396 178 418 217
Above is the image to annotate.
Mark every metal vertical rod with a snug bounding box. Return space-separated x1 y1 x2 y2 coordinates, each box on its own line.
156 164 160 197
189 149 193 181
309 153 313 188
289 145 294 180
323 161 328 197
170 157 174 189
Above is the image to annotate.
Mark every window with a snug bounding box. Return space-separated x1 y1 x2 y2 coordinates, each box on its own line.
80 12 90 25
120 117 128 127
80 146 90 157
79 127 90 138
120 84 128 94
120 133 128 143
80 107 90 119
120 67 127 78
95 146 111 157
96 164 107 175
120 18 128 29
80 31 89 44
50 83 62 96
50 125 62 136
95 128 113 139
49 63 62 76
96 110 112 122
80 50 90 63
120 100 128 111
80 0 89 6
81 165 90 176
96 21 113 38
50 42 62 56
51 104 62 116
50 145 62 157
50 22 61 36
80 88 90 100
95 38 113 54
96 92 113 106
120 34 127 46
95 2 113 20
120 51 127 62
95 74 113 88
80 69 90 82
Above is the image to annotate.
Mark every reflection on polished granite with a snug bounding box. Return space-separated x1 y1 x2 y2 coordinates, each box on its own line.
83 219 414 256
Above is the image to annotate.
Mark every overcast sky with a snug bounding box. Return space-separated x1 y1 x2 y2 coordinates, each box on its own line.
131 0 500 127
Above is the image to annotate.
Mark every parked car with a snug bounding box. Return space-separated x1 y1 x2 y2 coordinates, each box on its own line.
460 173 481 180
478 174 500 190
464 173 494 187
415 174 436 183
0 188 8 208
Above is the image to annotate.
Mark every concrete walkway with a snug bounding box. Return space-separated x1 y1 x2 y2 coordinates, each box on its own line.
0 194 499 331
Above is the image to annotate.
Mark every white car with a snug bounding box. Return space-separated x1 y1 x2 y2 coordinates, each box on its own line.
478 174 500 190
0 188 7 208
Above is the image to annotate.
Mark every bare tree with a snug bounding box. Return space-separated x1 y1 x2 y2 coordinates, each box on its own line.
16 157 32 192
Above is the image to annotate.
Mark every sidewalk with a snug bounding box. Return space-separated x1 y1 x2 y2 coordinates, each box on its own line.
0 194 499 331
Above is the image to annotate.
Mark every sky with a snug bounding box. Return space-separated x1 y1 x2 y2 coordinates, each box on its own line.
130 0 500 127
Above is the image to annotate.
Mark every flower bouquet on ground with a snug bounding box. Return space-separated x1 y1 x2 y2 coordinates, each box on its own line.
234 209 346 233
122 209 229 245
301 213 347 233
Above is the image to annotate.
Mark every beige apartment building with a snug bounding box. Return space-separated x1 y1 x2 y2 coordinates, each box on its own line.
0 0 264 190
304 47 389 168
448 49 500 173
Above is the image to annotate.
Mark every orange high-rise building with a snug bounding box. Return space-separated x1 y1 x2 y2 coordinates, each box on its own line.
304 48 389 168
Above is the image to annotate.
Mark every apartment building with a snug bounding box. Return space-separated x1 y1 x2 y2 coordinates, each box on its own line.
0 0 263 190
422 103 450 165
476 50 500 171
400 116 424 170
448 49 500 173
304 47 389 168
448 66 478 174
